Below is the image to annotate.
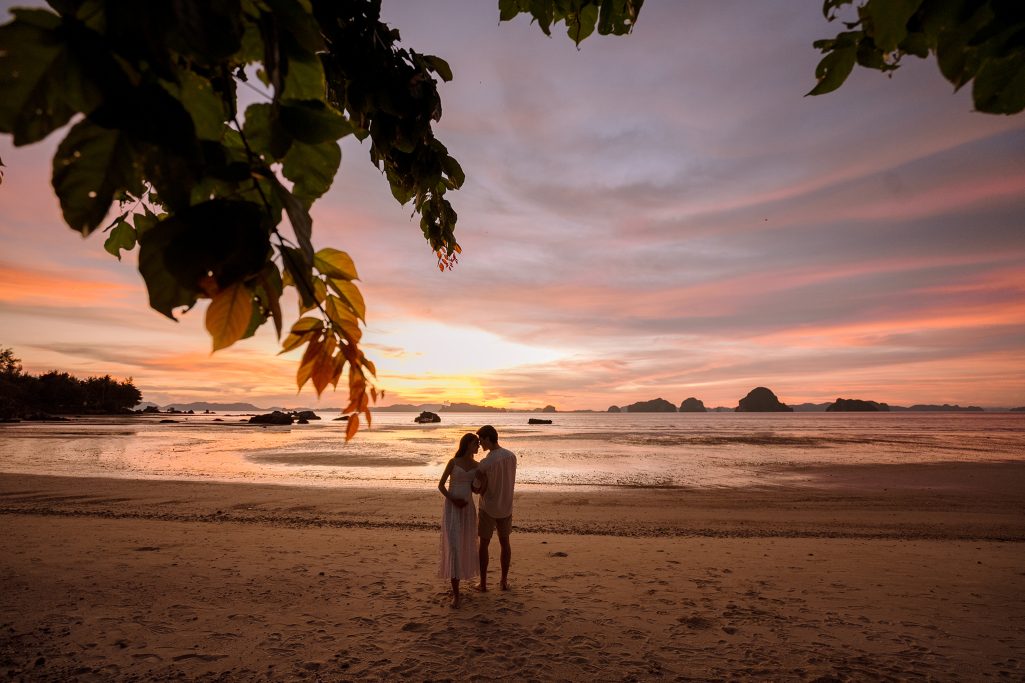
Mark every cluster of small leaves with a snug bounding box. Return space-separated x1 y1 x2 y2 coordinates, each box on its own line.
810 0 1025 114
311 2 465 258
0 0 465 438
499 0 644 46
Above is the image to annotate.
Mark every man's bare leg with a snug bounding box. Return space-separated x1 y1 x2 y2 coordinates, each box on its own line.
498 536 511 590
476 537 490 592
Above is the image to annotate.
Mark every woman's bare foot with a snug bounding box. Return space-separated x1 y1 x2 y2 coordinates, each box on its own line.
450 594 460 608
474 583 488 592
500 579 510 591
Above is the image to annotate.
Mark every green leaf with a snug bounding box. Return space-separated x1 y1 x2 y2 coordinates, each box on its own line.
423 55 453 82
806 46 857 96
254 262 284 338
279 99 352 144
865 0 923 53
51 120 142 234
0 9 98 145
568 4 600 45
597 0 642 37
242 102 292 161
972 52 1025 114
132 208 160 237
103 220 137 260
314 248 358 281
137 236 200 321
279 244 317 309
498 0 522 22
441 155 465 189
282 140 341 203
271 178 314 262
173 70 227 141
899 31 930 59
169 0 244 65
240 297 268 341
283 53 327 100
137 199 271 318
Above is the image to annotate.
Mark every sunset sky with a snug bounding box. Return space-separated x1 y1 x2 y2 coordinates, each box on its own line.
1 1 1023 410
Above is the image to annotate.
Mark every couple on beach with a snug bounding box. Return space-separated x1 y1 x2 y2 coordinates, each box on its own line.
437 425 517 608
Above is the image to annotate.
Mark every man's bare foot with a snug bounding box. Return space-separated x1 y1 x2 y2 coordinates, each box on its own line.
500 579 510 591
474 583 488 592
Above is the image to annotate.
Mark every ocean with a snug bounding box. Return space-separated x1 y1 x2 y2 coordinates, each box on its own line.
0 412 1023 491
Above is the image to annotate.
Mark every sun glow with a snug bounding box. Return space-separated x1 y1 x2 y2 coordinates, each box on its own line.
366 320 566 404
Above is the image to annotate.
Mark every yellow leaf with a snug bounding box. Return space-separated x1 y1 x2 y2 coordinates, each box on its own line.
326 295 362 341
345 413 359 441
279 317 323 355
330 352 345 388
328 279 366 322
296 337 322 390
361 356 377 376
279 330 312 354
312 350 335 396
290 316 323 334
314 248 359 280
206 282 253 351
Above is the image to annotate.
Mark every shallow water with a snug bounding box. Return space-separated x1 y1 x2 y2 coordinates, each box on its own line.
0 412 1023 491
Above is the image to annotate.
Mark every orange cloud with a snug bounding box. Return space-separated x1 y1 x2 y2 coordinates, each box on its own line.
0 262 139 307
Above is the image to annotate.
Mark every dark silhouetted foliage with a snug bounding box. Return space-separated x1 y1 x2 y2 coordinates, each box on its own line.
0 348 141 419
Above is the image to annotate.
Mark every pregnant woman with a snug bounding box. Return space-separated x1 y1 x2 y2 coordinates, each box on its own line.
437 432 483 607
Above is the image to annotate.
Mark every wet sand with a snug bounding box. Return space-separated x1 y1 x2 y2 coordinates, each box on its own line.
1 466 1024 680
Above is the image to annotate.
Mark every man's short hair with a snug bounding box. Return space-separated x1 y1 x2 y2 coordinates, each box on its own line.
477 425 498 443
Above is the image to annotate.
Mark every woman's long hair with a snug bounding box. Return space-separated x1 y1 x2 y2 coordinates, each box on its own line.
454 432 478 459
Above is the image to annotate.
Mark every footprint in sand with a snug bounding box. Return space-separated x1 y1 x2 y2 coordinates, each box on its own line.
677 615 715 630
569 635 601 649
172 653 227 662
400 622 427 632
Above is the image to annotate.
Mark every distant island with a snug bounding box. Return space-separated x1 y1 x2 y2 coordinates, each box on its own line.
145 396 1015 415
597 388 1002 414
736 387 792 412
826 398 889 412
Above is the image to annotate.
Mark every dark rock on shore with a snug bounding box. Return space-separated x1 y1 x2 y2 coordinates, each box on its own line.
826 398 889 412
679 398 707 413
249 411 293 425
414 411 441 423
624 398 677 413
528 418 553 424
293 410 320 421
736 387 792 412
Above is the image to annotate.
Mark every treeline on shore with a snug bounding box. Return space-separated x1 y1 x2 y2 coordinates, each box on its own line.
0 348 142 421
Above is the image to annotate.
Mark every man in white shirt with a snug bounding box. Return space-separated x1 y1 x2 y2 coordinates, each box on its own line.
474 424 516 591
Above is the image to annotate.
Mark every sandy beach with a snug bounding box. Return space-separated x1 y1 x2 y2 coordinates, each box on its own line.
2 466 1024 681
